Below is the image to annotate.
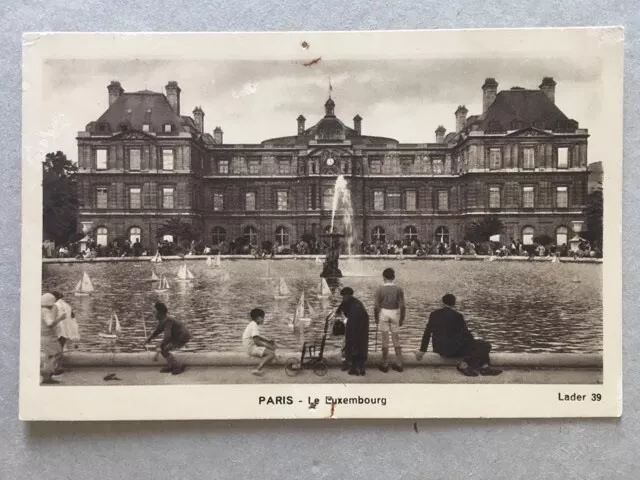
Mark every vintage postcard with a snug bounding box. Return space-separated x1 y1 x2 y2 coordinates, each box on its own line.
20 28 623 420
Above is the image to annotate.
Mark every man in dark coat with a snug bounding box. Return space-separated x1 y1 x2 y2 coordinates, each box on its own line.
144 301 191 375
415 294 502 377
335 287 370 376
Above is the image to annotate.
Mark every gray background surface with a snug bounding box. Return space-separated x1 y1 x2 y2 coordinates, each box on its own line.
1 1 637 479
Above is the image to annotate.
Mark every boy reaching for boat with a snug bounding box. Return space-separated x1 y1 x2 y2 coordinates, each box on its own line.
144 301 191 375
242 308 276 376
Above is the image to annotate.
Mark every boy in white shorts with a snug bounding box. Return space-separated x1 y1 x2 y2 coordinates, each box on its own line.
373 268 406 372
242 308 276 376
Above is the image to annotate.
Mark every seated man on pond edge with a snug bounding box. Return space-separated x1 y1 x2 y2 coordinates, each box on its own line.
414 294 502 377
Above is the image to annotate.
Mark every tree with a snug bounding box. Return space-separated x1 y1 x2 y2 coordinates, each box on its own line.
42 151 78 245
584 186 603 247
157 219 202 248
464 215 504 243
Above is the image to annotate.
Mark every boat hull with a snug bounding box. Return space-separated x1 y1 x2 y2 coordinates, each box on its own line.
98 333 117 339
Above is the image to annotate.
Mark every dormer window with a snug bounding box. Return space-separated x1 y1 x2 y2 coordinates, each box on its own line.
97 123 110 133
142 124 150 132
163 123 173 133
119 122 129 132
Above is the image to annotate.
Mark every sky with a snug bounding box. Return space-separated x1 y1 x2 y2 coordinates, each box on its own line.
42 56 605 166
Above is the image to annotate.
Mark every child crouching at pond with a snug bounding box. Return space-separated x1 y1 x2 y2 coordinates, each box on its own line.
144 301 191 375
242 308 276 376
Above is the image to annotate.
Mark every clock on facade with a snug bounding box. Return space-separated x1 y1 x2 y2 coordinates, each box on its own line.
326 158 335 166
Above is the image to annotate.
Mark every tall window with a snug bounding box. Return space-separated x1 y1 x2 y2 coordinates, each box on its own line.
278 159 291 175
404 225 418 243
556 226 568 246
522 186 535 208
489 148 502 170
248 159 260 175
373 190 384 210
162 187 175 209
129 187 141 209
401 158 413 174
489 186 501 209
437 190 449 211
323 187 334 211
96 227 108 246
557 147 569 169
96 149 107 170
369 158 382 174
213 192 224 211
162 234 174 243
218 160 229 174
434 226 450 244
433 158 444 174
523 147 535 169
405 190 417 211
275 226 290 246
142 124 150 132
96 187 108 209
163 124 172 133
162 149 174 171
556 186 568 208
129 226 141 244
212 226 226 245
386 192 401 210
243 226 258 245
129 149 141 171
245 192 256 211
372 226 386 243
277 190 288 211
522 226 535 245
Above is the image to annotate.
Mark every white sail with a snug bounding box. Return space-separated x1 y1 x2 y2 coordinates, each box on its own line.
81 272 94 292
280 278 290 296
206 256 213 267
114 313 122 334
177 264 188 280
74 280 82 292
186 267 195 280
306 301 317 317
107 312 113 333
163 276 170 289
265 261 272 278
151 252 163 263
319 278 331 297
215 252 222 268
296 291 305 318
151 270 160 281
315 256 322 264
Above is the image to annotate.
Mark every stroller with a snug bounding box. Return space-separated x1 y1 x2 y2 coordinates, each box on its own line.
284 313 333 377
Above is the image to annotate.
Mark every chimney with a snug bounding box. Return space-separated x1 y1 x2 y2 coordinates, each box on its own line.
435 125 446 144
214 126 223 144
165 81 181 115
297 115 306 135
353 115 362 135
107 81 124 106
455 105 468 133
539 77 556 104
482 78 498 113
193 107 204 133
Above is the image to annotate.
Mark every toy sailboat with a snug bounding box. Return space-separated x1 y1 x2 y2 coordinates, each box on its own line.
315 256 322 264
176 263 195 281
551 255 560 263
145 270 160 282
74 272 94 296
98 311 122 339
288 291 314 330
155 276 170 292
274 277 290 299
486 255 497 262
317 278 331 298
215 252 222 268
206 256 214 267
571 275 581 283
150 252 163 263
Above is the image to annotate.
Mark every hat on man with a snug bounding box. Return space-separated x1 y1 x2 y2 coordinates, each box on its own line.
340 287 354 296
41 293 56 307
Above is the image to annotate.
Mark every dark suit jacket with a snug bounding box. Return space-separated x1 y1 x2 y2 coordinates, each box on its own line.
420 306 473 357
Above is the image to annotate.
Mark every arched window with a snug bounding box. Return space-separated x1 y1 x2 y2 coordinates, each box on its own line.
323 187 334 211
212 226 226 245
95 227 108 246
372 226 386 244
404 225 418 243
556 226 568 246
275 226 290 246
243 226 258 246
522 226 535 245
434 226 450 245
129 226 141 244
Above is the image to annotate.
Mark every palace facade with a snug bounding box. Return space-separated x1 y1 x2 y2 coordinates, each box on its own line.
76 77 589 250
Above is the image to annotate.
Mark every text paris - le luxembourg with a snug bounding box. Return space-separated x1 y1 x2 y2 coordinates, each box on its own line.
258 395 388 407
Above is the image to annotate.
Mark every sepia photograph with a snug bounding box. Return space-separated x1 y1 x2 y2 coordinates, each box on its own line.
21 29 623 420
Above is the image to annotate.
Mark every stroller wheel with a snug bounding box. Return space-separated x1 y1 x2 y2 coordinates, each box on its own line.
285 358 301 377
313 360 328 377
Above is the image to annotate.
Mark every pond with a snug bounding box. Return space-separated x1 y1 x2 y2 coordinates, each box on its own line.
42 258 603 355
